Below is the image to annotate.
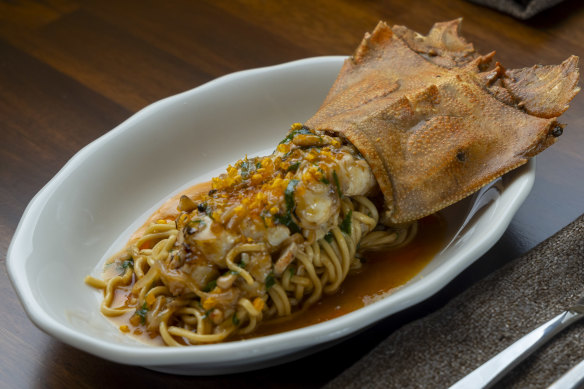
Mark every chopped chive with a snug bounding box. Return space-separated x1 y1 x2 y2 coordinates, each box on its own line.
333 170 342 197
285 179 300 212
324 231 334 243
287 161 301 172
318 168 331 185
265 273 276 290
279 127 313 144
118 257 134 272
135 302 148 325
203 280 217 292
274 179 302 234
281 150 294 161
232 314 240 326
340 211 352 235
274 213 301 234
239 160 253 178
186 219 206 235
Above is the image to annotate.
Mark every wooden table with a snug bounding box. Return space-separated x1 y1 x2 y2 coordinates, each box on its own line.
2 1 583 387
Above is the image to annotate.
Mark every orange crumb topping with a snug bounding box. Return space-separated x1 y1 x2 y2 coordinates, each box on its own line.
175 123 364 262
253 297 265 312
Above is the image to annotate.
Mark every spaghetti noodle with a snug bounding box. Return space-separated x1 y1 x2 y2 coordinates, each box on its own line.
86 124 416 345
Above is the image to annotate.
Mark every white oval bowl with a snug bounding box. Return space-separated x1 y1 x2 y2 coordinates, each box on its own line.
7 56 535 375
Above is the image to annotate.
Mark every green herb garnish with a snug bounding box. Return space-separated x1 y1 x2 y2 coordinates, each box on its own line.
186 219 206 234
279 127 313 144
232 314 240 326
324 231 334 243
239 160 253 178
285 179 299 212
317 168 330 185
333 170 342 197
118 257 134 274
274 179 301 233
274 213 301 234
265 273 276 290
340 211 352 235
189 219 205 227
287 161 301 172
203 279 217 292
135 302 148 325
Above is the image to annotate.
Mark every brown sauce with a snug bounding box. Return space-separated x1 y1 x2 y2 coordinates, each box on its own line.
246 214 446 338
109 291 166 346
108 180 446 343
128 181 212 243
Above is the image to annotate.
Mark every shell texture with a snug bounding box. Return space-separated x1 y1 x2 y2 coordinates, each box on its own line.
306 19 580 223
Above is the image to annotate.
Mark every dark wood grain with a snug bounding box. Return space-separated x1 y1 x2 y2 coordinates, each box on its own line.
1 0 583 388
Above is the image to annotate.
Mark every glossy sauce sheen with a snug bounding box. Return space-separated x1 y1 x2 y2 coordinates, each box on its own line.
246 214 446 338
109 181 446 343
129 181 213 243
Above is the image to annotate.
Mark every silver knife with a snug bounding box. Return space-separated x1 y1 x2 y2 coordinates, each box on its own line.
449 296 584 389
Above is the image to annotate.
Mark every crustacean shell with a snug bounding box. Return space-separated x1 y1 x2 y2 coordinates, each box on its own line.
306 19 580 223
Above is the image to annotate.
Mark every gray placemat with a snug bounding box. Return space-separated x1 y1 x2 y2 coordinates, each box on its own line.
325 213 584 388
467 0 566 19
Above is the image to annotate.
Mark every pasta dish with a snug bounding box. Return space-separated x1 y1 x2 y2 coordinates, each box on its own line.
86 124 415 344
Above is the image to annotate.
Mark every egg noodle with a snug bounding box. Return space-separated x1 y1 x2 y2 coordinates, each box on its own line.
86 124 417 345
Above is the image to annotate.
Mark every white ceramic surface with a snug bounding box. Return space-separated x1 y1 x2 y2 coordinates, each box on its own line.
7 56 535 375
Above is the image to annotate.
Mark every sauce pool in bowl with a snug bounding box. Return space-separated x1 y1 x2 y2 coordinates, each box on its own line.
102 179 446 344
